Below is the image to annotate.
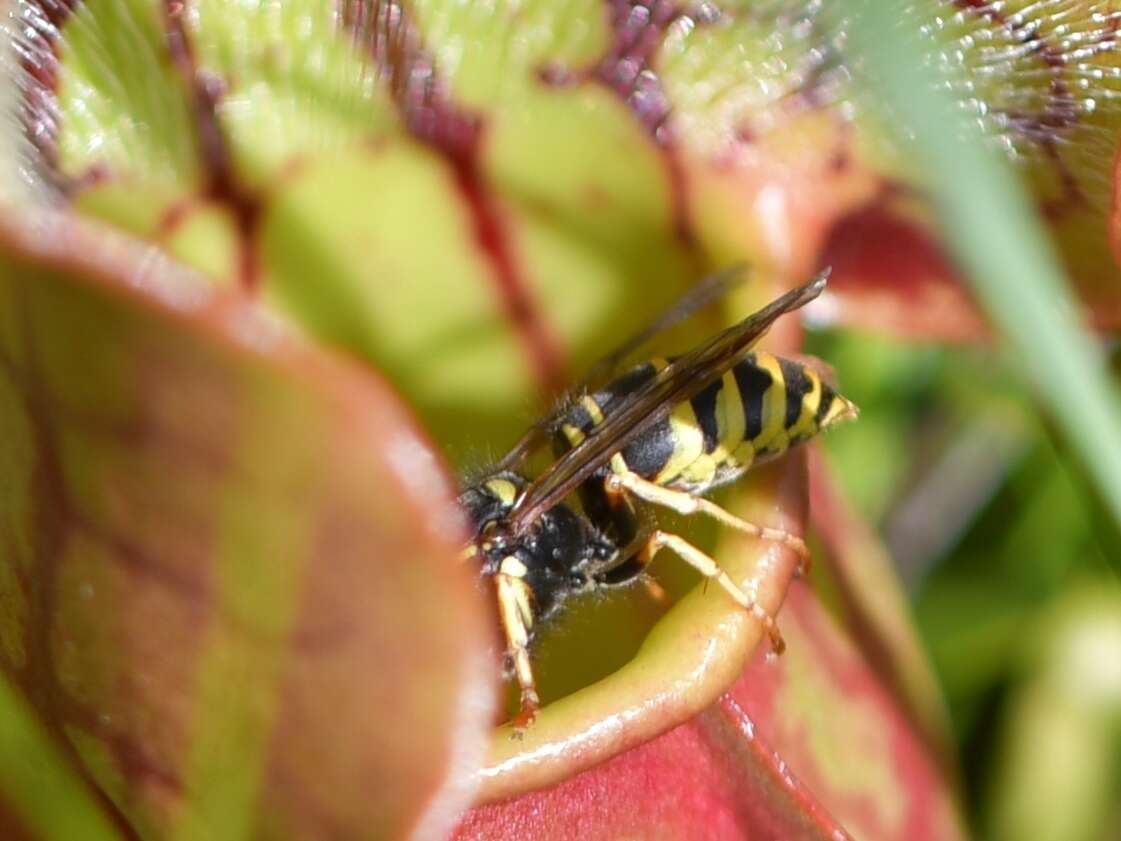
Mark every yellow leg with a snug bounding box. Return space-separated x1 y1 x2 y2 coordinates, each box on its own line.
644 530 785 654
605 470 811 572
494 570 541 735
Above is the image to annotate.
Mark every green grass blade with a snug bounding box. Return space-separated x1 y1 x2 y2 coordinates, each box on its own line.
838 0 1121 546
0 675 120 840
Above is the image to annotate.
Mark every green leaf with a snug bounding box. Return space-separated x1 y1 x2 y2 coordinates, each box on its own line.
0 673 121 841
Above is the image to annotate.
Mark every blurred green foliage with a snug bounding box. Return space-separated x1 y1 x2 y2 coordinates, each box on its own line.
810 327 1121 841
841 3 1121 838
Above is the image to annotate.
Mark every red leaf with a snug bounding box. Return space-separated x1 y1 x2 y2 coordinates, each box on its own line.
454 584 965 841
818 202 988 342
0 210 496 839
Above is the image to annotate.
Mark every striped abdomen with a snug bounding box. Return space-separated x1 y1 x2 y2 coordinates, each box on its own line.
557 351 857 496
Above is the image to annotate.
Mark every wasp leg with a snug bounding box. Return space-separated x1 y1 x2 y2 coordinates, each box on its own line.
643 530 785 654
604 470 812 573
494 568 541 736
625 544 671 604
641 574 669 604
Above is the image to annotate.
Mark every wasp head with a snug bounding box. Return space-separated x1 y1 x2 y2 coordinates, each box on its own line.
458 471 615 620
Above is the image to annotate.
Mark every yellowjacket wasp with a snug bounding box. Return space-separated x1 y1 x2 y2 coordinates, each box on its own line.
459 268 857 728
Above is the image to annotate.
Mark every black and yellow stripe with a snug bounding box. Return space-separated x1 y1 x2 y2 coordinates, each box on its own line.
557 351 857 497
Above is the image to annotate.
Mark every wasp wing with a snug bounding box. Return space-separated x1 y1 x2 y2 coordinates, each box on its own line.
575 264 746 395
509 270 829 532
491 265 746 473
